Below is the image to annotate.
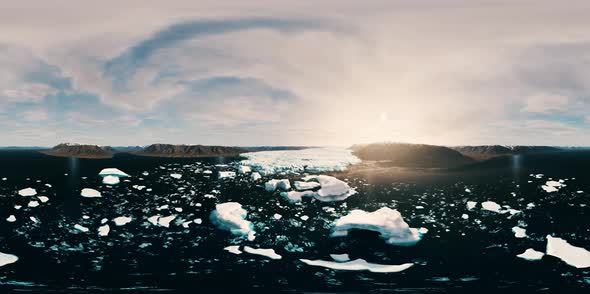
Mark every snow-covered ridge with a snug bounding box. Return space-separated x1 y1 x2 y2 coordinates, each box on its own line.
240 147 360 175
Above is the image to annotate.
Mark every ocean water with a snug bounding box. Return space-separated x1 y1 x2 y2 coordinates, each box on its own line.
0 150 589 293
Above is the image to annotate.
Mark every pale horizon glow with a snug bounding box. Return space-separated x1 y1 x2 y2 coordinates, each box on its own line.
0 0 589 147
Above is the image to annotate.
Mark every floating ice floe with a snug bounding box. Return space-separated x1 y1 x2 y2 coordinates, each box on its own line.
265 179 291 192
243 246 282 259
102 175 120 185
330 254 350 262
158 215 176 228
210 202 255 240
466 201 477 210
6 215 16 222
238 166 251 174
294 181 321 191
74 224 89 232
517 248 544 261
299 258 413 273
273 213 282 220
240 147 361 175
0 252 18 267
81 188 102 198
546 235 590 268
98 224 110 236
218 171 236 179
512 226 526 238
224 245 242 255
481 201 502 213
99 168 130 177
28 201 40 207
280 175 356 203
332 207 424 246
541 180 564 193
38 196 49 203
461 214 469 220
300 215 309 221
250 172 261 181
113 216 133 226
170 173 182 179
18 187 37 197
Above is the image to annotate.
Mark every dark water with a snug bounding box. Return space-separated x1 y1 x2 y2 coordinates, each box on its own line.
0 150 589 293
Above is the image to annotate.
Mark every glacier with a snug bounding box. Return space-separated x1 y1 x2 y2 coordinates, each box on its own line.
239 147 360 175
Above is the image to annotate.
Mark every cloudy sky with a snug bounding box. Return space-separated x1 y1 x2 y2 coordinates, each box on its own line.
1 0 589 147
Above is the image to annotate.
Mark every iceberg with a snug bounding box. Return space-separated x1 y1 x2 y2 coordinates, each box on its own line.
6 215 16 222
224 245 242 255
158 215 176 228
113 216 133 226
265 179 290 192
546 235 590 268
294 181 321 191
240 147 361 175
330 254 350 262
481 201 503 213
81 188 102 198
541 180 564 193
466 201 477 210
273 213 282 220
218 171 236 179
38 196 49 203
280 175 356 203
74 224 89 232
102 175 120 185
251 172 261 181
243 246 282 260
210 202 255 239
512 226 526 238
300 258 413 273
99 168 130 177
170 173 182 179
0 252 18 267
238 166 251 174
332 207 424 246
517 248 544 261
18 187 37 197
28 201 40 207
98 224 110 236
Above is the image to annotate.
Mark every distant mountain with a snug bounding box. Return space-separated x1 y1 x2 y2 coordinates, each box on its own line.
41 143 114 159
351 143 475 168
451 145 561 160
135 144 246 158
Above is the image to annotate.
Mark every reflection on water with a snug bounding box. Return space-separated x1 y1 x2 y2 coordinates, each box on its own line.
65 157 80 218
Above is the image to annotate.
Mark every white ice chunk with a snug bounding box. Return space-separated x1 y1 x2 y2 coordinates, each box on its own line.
466 201 477 210
294 181 321 191
147 215 159 226
158 215 176 228
481 201 503 213
193 218 202 224
38 196 49 203
98 224 110 236
18 187 37 197
300 215 309 221
28 201 39 207
330 254 350 262
238 166 251 174
81 188 102 198
6 215 16 222
74 224 89 232
210 202 255 238
243 246 282 259
265 179 290 191
218 171 236 179
102 175 120 185
240 147 360 175
332 207 424 246
512 226 526 238
273 213 282 220
517 248 544 261
300 258 413 273
99 168 129 177
250 172 261 181
0 252 18 267
224 245 242 255
461 214 469 220
170 173 182 179
113 216 133 226
546 235 590 268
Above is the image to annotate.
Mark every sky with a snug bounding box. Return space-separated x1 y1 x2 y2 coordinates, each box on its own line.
1 0 589 147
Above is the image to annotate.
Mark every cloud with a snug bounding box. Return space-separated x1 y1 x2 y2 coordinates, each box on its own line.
522 94 569 113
